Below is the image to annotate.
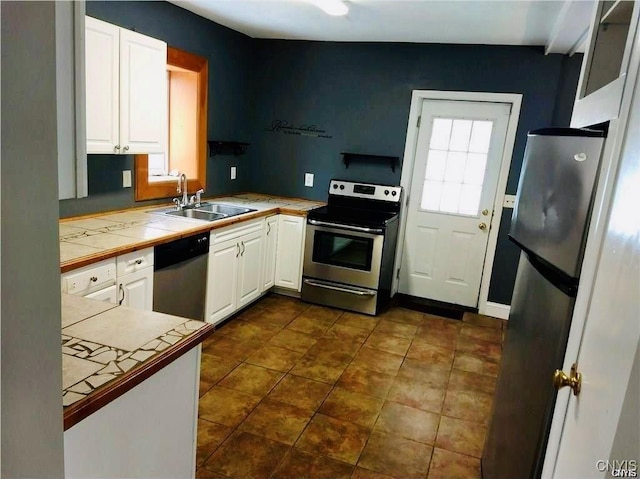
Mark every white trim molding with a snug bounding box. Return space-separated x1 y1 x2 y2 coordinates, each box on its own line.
392 90 522 319
484 302 511 320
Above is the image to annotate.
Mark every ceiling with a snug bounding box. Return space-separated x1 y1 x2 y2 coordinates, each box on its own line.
169 0 594 54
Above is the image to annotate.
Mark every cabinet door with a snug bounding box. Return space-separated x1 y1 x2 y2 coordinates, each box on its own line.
119 28 167 154
262 216 279 291
85 16 119 154
275 215 306 291
237 231 264 309
85 285 117 304
206 238 239 325
117 267 153 311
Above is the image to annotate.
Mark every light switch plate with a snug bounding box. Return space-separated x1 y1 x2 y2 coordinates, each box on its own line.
122 170 132 188
231 166 237 180
305 173 314 187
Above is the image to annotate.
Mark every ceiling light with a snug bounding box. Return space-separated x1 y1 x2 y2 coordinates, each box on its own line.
310 0 348 16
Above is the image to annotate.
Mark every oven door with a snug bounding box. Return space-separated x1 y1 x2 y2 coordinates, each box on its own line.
303 220 384 290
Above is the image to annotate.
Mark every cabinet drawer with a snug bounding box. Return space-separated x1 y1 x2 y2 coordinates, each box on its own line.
61 259 117 295
211 218 264 244
117 248 154 276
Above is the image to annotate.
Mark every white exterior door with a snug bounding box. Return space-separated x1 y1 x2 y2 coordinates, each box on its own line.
119 28 167 154
399 100 511 307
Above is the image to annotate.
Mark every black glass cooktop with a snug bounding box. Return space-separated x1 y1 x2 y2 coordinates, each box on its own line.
307 205 398 229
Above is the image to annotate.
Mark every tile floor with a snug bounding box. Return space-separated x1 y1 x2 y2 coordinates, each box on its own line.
196 294 505 479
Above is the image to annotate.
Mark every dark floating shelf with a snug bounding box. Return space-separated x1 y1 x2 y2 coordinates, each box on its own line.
208 141 249 157
341 152 400 172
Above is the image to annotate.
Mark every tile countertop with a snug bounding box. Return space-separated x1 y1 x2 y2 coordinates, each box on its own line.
61 294 214 430
59 193 324 273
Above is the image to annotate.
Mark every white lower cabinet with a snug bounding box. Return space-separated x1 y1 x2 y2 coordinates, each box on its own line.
275 214 306 291
206 238 239 324
205 219 264 325
116 249 154 310
61 258 117 302
117 268 153 310
237 230 264 308
262 215 279 291
62 248 153 311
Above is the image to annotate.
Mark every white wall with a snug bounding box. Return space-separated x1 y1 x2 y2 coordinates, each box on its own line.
1 2 65 477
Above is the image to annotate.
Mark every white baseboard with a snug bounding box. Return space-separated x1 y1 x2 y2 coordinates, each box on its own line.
484 301 511 320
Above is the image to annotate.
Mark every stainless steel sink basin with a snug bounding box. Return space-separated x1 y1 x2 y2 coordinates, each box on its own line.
164 209 227 221
196 203 256 216
149 202 256 222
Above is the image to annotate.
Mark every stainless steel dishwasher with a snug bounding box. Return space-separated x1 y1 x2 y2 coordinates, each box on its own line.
153 232 209 321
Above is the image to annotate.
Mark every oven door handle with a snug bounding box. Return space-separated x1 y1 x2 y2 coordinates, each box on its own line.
307 219 383 235
303 279 376 296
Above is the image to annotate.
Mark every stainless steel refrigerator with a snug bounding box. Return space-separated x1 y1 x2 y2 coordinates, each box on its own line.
482 128 606 479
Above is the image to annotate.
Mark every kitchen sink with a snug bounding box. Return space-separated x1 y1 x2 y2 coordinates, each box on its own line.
149 202 257 222
164 209 227 221
196 203 256 216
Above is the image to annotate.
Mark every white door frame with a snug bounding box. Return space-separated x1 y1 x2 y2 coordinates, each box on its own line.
393 90 522 314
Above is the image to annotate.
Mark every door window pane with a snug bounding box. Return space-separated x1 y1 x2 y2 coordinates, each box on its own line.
464 153 488 185
420 117 494 216
429 119 453 150
444 152 467 182
425 150 447 181
421 180 442 210
469 121 493 153
449 120 473 151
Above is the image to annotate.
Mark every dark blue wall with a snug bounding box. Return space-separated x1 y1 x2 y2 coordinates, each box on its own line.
59 1 583 305
248 40 582 304
248 41 581 199
59 1 255 218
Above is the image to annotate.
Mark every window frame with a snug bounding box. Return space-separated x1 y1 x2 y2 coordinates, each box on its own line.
134 46 208 201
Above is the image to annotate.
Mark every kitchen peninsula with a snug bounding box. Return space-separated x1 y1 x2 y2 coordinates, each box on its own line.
62 293 213 479
60 193 322 478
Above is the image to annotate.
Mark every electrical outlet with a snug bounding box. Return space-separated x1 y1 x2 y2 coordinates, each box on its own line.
305 173 314 187
231 166 237 180
122 170 132 188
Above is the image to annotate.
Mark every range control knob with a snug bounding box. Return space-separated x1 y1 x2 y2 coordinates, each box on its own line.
332 184 338 189
391 191 397 196
384 190 390 195
339 185 345 190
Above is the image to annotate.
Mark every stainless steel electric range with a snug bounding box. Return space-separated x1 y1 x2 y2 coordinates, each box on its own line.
301 179 402 315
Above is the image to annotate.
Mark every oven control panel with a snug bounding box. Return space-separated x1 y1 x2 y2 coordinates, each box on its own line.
329 180 402 202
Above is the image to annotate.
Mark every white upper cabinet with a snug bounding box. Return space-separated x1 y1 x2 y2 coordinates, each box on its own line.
572 1 640 127
85 16 167 155
56 2 87 199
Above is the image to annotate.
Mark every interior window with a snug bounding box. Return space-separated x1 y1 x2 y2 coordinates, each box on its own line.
135 47 208 201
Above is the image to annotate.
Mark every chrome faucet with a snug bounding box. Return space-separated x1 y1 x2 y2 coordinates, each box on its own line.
180 174 188 206
174 173 188 209
190 189 205 207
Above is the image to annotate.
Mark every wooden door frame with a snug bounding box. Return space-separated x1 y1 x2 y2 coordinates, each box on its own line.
393 90 522 315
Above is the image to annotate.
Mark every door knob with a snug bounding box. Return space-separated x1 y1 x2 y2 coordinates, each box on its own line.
478 222 487 231
482 209 490 216
553 363 582 396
